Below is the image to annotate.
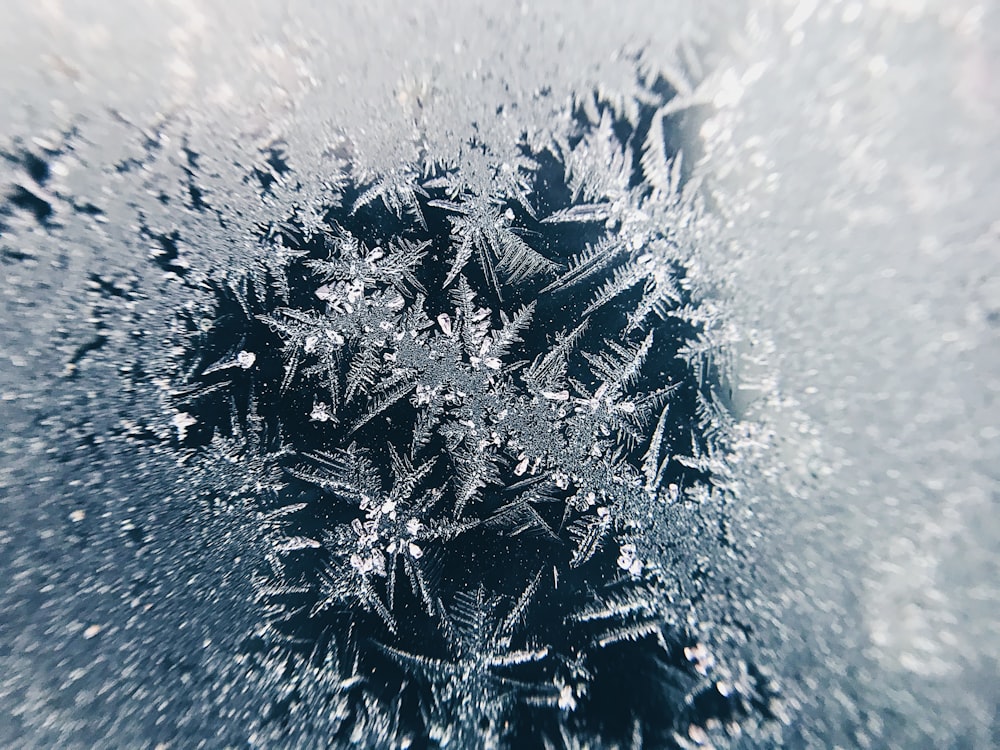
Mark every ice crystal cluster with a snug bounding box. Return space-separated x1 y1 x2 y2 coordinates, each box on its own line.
6 3 994 749
143 92 763 748
0 35 783 743
92 72 777 747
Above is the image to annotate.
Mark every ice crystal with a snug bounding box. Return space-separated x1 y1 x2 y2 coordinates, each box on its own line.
3 4 996 749
94 67 779 747
0 29 788 748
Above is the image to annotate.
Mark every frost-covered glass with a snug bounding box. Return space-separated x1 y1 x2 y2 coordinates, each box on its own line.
1 1 996 748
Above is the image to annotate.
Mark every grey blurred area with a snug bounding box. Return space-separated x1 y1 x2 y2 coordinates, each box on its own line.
1 1 997 747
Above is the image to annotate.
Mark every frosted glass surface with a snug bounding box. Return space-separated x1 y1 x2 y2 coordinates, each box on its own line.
1 1 996 747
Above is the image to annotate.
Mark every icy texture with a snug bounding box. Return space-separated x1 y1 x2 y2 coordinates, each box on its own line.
1 1 998 748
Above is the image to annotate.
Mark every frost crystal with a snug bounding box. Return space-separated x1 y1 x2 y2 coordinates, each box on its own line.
126 68 776 746
5 47 777 750
3 4 994 748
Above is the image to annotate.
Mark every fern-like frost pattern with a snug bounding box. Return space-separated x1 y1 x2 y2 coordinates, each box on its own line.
134 67 779 748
